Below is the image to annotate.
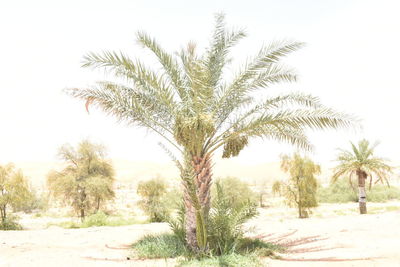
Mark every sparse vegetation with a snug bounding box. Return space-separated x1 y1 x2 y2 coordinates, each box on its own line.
47 211 141 229
47 140 115 221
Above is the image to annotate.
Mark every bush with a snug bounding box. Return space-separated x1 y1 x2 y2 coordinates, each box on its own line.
318 180 400 203
0 214 23 230
212 177 258 209
81 211 108 227
165 181 282 258
368 185 400 202
317 179 357 203
132 233 188 259
208 182 259 255
137 178 172 222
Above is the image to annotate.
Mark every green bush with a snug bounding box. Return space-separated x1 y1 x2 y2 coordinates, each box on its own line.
318 179 357 203
137 178 172 222
0 214 23 230
318 179 400 203
132 233 188 259
208 182 259 255
165 181 282 258
81 211 108 227
367 185 400 202
212 177 258 209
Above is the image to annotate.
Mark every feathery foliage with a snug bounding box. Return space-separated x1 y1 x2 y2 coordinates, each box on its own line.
69 13 355 160
47 140 115 221
274 153 320 218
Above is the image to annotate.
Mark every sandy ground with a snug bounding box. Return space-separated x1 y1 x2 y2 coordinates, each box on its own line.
1 206 400 267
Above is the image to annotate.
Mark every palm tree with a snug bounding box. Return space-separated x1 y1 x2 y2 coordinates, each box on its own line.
68 14 355 250
332 139 393 214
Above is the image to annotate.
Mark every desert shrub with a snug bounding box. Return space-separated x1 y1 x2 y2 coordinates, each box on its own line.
0 214 23 230
211 177 258 209
318 180 400 203
137 177 171 222
132 233 188 259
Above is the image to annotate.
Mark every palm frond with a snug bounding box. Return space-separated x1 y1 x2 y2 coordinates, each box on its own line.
136 31 186 100
204 13 247 89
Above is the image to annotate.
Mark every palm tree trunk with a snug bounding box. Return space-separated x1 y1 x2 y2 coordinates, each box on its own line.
356 169 367 214
183 154 212 251
183 192 197 249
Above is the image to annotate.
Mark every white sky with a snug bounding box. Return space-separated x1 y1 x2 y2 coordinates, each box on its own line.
1 0 399 166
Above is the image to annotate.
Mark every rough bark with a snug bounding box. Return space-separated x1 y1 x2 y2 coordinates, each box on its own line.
357 169 367 214
183 153 213 251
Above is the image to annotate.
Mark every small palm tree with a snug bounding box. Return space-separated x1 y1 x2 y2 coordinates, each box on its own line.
69 14 355 251
332 139 393 214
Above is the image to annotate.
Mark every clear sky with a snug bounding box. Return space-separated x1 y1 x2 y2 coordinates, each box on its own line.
1 0 399 166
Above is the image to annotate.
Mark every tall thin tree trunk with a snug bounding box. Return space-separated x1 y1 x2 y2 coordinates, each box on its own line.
80 209 85 222
0 205 6 223
183 153 212 251
356 169 367 214
96 198 100 212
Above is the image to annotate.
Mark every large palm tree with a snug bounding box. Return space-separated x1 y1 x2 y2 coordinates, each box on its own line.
69 14 355 250
332 139 393 214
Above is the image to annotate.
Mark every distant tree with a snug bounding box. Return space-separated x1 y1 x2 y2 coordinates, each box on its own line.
0 164 31 228
332 139 393 214
274 153 320 218
47 140 115 221
137 177 171 222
